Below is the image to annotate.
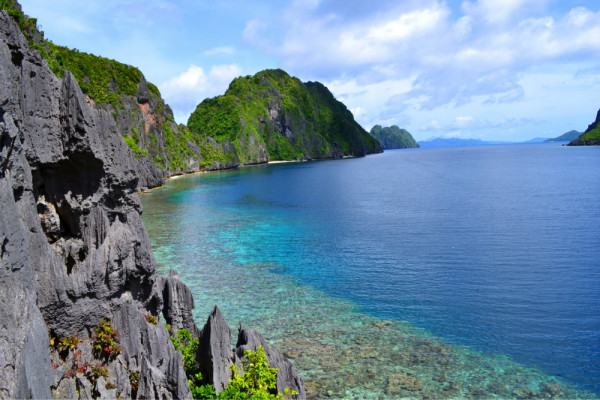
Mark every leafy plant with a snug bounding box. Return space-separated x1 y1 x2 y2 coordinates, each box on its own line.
91 364 109 381
58 336 80 353
218 346 298 400
93 319 121 360
170 329 215 399
144 313 158 326
129 370 140 394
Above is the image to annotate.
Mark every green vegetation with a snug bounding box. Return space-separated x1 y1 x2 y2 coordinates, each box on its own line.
44 42 143 108
93 319 121 360
170 329 216 399
220 346 297 400
1 0 143 108
188 69 382 164
169 328 297 400
569 109 600 146
370 125 420 149
124 136 148 158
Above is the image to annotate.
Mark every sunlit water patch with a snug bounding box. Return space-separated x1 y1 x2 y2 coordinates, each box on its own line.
141 144 600 399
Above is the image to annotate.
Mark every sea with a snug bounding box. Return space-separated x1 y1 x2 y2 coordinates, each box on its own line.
140 143 600 399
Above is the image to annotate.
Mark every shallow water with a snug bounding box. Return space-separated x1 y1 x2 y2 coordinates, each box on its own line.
141 143 600 399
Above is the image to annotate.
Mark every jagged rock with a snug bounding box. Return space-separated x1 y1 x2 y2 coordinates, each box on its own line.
52 377 77 399
197 305 233 393
76 373 94 400
0 10 189 398
96 377 117 399
0 7 305 400
158 269 201 337
235 327 307 400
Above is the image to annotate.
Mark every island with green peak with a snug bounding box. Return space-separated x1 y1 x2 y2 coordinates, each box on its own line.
188 69 382 164
369 125 420 149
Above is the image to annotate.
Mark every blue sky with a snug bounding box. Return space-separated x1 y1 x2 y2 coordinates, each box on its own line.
19 0 600 141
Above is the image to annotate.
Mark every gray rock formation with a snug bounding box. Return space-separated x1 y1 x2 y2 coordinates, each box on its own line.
1 6 305 399
158 269 200 337
0 10 189 398
197 306 233 394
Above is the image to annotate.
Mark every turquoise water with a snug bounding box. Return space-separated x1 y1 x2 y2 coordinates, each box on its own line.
141 144 600 399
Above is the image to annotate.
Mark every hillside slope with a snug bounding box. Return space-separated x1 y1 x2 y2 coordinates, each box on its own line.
568 109 600 146
1 0 238 189
545 130 582 142
188 69 382 164
370 125 419 149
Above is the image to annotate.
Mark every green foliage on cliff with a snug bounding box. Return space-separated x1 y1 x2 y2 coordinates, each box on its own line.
44 42 143 108
188 69 382 164
370 125 420 149
124 136 148 158
569 109 600 146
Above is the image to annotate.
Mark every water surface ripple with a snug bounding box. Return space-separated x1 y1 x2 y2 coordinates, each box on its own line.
141 144 600 399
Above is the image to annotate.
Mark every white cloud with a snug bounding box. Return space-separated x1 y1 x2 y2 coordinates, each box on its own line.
160 64 243 124
350 106 366 119
238 0 600 140
203 46 236 56
461 0 548 25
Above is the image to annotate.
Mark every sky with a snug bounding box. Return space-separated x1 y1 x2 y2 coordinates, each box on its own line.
18 0 600 141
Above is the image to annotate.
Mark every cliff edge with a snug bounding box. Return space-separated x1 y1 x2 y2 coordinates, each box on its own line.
0 8 304 399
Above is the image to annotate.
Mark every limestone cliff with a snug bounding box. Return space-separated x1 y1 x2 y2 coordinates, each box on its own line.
0 7 304 399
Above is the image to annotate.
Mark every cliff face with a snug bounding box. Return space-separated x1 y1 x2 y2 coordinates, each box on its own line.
0 8 305 399
42 44 239 190
568 108 600 146
0 11 190 397
188 69 382 164
370 125 419 149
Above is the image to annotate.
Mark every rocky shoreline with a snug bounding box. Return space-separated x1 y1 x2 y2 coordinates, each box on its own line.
0 10 304 398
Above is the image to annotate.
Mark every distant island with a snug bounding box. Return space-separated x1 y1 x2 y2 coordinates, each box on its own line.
545 130 582 142
369 125 419 149
568 108 600 146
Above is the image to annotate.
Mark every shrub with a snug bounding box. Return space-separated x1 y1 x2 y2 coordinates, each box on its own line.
144 313 158 326
219 346 298 400
93 320 121 360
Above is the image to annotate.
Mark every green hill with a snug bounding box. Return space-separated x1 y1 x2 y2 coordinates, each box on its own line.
188 69 382 164
568 109 600 146
546 130 582 142
370 125 419 149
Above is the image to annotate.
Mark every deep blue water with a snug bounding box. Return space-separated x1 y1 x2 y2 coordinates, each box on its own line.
142 143 600 397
